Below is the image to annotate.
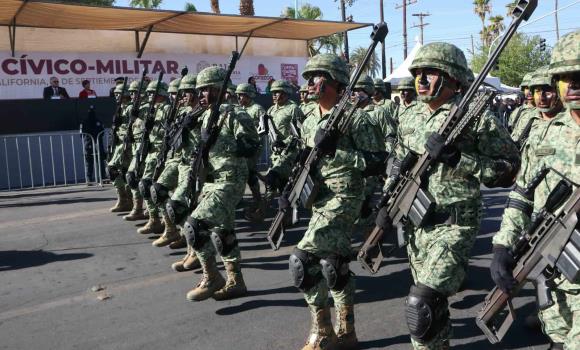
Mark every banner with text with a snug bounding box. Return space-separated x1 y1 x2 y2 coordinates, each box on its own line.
0 52 308 100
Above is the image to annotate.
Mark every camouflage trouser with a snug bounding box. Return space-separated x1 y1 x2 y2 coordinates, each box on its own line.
406 204 481 350
190 169 248 266
156 156 180 201
142 150 160 217
539 278 580 349
269 145 298 182
246 152 260 188
127 143 143 200
107 142 130 191
297 178 364 308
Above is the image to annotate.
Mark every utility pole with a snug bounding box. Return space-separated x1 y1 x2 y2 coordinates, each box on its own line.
411 12 430 44
395 0 417 59
340 0 349 62
470 34 475 55
380 0 386 78
390 57 394 73
555 0 560 40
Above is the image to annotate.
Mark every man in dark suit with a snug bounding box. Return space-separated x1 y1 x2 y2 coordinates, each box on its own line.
43 77 70 100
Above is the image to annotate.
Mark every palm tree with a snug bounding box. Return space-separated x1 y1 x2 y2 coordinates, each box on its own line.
349 46 379 77
473 0 491 45
281 3 322 19
489 15 505 38
239 0 254 16
129 0 161 8
184 2 196 11
505 0 518 18
210 0 220 14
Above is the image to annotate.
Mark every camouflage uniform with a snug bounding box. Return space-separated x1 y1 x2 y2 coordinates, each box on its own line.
300 83 318 117
183 67 260 302
492 30 580 350
373 78 397 118
508 72 536 134
395 77 418 122
394 43 520 350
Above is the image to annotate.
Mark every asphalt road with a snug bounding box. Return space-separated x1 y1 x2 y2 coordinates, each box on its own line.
0 185 550 350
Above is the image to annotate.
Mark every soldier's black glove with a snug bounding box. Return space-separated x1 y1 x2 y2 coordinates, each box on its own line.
278 191 291 211
425 133 461 167
265 170 281 189
183 112 196 129
113 116 123 128
375 207 393 232
145 117 155 131
314 128 339 155
490 245 517 294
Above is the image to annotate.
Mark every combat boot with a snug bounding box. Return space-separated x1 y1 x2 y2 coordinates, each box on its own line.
110 188 132 212
171 247 201 272
302 305 338 350
152 214 180 247
335 304 358 350
168 235 187 249
186 258 225 301
212 261 247 300
123 198 148 221
137 214 164 235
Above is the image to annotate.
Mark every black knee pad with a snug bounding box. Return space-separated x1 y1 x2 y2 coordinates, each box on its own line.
107 165 120 180
320 255 351 291
405 284 449 343
150 182 169 205
126 171 139 189
289 248 321 292
247 171 259 187
138 178 153 199
182 217 209 250
165 199 189 225
210 228 238 256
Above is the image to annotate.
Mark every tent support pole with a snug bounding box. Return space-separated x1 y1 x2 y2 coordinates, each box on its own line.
9 20 16 57
134 31 140 53
137 26 153 58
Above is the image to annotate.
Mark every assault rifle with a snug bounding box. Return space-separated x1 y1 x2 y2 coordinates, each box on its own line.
120 69 148 173
357 0 537 274
265 22 389 251
133 72 164 179
152 67 188 180
476 168 580 344
185 52 240 210
107 76 128 163
514 117 535 152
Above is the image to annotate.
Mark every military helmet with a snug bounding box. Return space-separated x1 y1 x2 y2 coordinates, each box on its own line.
466 68 475 86
168 78 182 93
114 83 130 96
519 72 534 89
409 42 469 87
299 83 309 93
146 81 169 97
178 74 197 91
128 80 142 92
354 75 375 95
302 53 350 86
548 29 580 75
227 81 237 94
270 79 294 94
235 83 257 98
196 66 227 90
529 66 552 87
397 77 415 90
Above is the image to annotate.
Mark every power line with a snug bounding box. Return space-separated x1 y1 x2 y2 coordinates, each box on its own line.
411 12 430 44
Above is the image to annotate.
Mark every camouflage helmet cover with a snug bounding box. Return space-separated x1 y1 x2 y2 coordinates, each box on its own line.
466 68 475 85
235 83 257 98
354 75 375 95
178 74 197 91
168 78 182 93
146 81 169 97
128 80 143 92
114 83 130 96
299 83 309 93
409 42 469 87
373 78 386 93
529 65 553 87
548 29 580 75
270 79 294 94
227 81 237 94
196 66 227 90
397 77 415 90
519 72 534 89
302 53 350 86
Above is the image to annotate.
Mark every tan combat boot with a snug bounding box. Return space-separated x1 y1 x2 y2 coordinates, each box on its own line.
302 306 338 350
212 261 247 300
186 258 225 301
168 235 187 249
123 198 148 221
110 188 132 212
171 246 201 272
335 304 358 350
137 214 164 235
152 214 180 247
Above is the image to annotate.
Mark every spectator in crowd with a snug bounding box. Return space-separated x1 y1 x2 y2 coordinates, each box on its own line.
109 77 125 97
264 77 275 95
80 106 105 184
79 80 97 99
43 77 70 100
248 76 259 93
393 95 401 106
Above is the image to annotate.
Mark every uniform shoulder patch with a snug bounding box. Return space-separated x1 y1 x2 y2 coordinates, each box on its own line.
535 147 556 157
400 127 415 136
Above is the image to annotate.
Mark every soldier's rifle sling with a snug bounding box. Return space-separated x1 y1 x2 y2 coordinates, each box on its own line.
357 0 537 274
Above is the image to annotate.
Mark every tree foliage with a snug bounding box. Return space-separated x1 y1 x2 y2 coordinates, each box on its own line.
129 0 161 8
210 0 220 14
184 2 197 11
349 46 379 77
239 0 254 16
473 0 491 46
62 0 115 6
470 33 552 87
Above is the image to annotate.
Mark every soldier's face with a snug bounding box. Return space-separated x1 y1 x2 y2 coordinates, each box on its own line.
557 73 580 110
308 73 337 100
414 68 442 97
200 86 218 107
130 91 138 102
183 90 197 106
533 85 559 113
273 91 287 105
351 89 369 103
237 93 251 107
400 89 415 103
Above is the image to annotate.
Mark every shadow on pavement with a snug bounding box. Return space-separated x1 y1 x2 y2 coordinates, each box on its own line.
0 250 93 271
359 334 410 349
0 187 105 200
0 197 113 208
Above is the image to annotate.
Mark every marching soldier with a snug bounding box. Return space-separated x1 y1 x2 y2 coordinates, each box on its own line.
395 77 417 122
508 71 536 134
372 78 396 117
490 30 580 350
182 66 260 301
299 83 317 116
375 42 520 349
107 83 133 213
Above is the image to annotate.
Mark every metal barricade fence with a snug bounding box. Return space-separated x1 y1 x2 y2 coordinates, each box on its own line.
0 131 103 191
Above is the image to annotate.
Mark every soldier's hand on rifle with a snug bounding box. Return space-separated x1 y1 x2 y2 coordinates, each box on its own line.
425 132 461 167
490 245 517 294
272 139 286 152
314 128 339 155
375 206 393 232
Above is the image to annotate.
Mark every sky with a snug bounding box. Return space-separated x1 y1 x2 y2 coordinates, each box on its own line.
114 0 580 71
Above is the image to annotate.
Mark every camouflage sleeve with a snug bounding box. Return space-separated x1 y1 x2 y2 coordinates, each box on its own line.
293 104 306 125
507 105 522 132
454 111 520 187
232 110 260 146
380 108 397 154
349 109 386 152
